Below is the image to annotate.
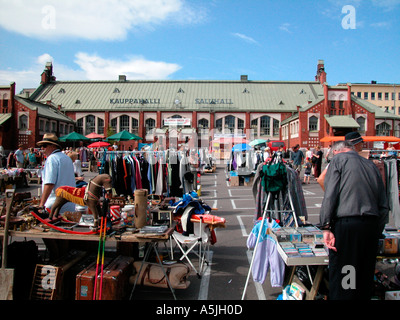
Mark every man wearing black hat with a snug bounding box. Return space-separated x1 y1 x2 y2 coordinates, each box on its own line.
319 138 388 300
345 131 363 152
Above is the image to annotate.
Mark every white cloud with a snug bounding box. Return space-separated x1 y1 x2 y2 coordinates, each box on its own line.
74 52 181 80
0 52 181 92
232 33 259 45
0 0 203 41
370 21 391 28
279 23 292 33
371 0 400 11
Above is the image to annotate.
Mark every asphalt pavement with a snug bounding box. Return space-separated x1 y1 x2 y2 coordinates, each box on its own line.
13 161 398 302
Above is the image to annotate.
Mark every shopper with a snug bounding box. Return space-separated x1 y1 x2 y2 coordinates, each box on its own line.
26 148 38 168
319 139 388 300
305 147 313 160
68 151 87 187
303 157 312 184
290 144 304 175
325 145 333 163
14 144 25 168
313 146 323 178
37 133 76 213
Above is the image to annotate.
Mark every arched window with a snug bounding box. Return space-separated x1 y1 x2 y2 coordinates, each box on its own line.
273 119 280 136
76 118 83 134
97 118 104 134
198 118 209 129
216 118 223 132
309 116 318 131
145 118 156 134
376 122 391 136
260 116 271 135
131 118 139 134
356 117 365 132
396 123 400 138
120 115 130 132
19 114 28 130
86 115 96 134
110 118 117 134
225 115 235 133
238 118 244 131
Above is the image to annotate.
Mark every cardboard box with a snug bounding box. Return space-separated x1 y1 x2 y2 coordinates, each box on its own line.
384 237 398 254
230 176 239 186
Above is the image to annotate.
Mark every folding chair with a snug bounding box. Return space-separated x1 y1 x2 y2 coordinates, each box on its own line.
171 206 210 278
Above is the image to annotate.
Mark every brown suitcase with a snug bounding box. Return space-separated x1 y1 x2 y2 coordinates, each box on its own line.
75 257 113 300
96 255 134 300
30 250 87 300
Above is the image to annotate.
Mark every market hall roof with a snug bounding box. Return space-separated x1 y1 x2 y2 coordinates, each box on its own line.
29 79 325 113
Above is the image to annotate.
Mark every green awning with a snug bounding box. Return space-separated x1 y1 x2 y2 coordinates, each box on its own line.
324 115 360 128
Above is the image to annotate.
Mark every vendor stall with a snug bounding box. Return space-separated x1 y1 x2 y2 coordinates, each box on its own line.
0 174 226 300
227 143 257 187
0 168 29 190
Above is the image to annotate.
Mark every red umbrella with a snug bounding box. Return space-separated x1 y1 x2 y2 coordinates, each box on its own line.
87 141 110 148
85 132 105 139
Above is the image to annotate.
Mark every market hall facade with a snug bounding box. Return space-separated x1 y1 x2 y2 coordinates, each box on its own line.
2 60 400 152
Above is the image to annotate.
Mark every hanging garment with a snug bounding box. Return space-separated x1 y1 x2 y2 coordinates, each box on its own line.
286 166 308 221
138 155 150 192
247 219 285 287
169 152 183 197
260 161 288 193
385 159 400 228
155 159 164 195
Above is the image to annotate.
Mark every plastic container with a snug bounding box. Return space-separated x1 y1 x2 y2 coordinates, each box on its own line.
122 205 135 227
110 205 121 221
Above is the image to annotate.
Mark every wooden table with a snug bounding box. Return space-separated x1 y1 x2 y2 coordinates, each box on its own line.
2 227 173 243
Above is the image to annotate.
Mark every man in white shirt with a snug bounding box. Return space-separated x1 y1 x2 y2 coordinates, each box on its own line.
37 133 76 214
14 144 25 168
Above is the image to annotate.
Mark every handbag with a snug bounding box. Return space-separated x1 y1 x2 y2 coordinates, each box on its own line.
311 156 317 164
130 261 191 289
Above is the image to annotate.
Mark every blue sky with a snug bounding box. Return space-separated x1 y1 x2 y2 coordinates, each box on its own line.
0 0 399 93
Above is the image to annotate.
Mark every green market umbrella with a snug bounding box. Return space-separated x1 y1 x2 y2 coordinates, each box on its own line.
129 133 143 141
249 139 267 147
59 131 90 142
106 130 142 141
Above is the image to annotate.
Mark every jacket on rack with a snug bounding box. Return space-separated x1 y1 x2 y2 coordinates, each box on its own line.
385 159 400 228
252 162 307 224
247 219 285 287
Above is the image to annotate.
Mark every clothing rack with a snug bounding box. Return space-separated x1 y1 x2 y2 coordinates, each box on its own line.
95 149 196 197
242 157 298 300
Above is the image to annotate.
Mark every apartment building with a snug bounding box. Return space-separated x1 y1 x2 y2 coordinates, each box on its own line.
342 81 400 115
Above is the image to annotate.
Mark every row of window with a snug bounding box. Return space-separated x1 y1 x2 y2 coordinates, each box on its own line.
37 118 74 135
75 114 281 137
19 115 74 136
354 91 400 101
